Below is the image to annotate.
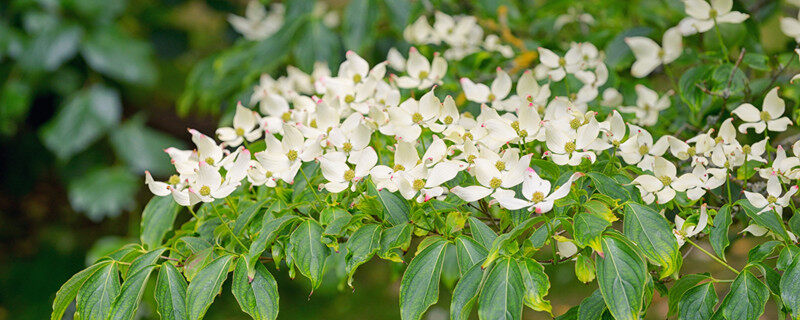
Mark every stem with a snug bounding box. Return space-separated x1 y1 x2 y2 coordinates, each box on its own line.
684 237 739 274
300 166 324 206
713 19 730 62
213 203 248 251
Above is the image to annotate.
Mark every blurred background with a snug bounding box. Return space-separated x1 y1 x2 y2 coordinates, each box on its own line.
0 0 792 319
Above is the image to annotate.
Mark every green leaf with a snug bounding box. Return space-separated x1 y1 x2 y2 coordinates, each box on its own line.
743 53 770 71
108 265 157 320
667 273 712 316
719 270 769 320
0 79 32 136
76 261 121 320
67 166 138 221
127 248 166 279
468 217 498 250
781 253 800 318
40 84 121 160
246 215 299 277
110 115 187 176
710 204 732 260
293 20 340 72
232 259 279 320
81 28 157 85
289 220 329 290
595 234 648 320
478 258 525 320
577 290 608 320
739 200 791 241
519 257 551 314
623 203 681 278
450 262 485 320
747 240 782 264
678 283 717 320
572 212 610 251
233 199 268 235
382 0 412 32
155 262 189 320
368 182 410 225
343 0 378 50
574 253 596 284
379 223 412 262
19 23 83 71
454 236 488 276
586 172 636 202
345 224 382 286
140 196 181 250
777 245 800 271
399 237 448 320
186 255 235 320
51 261 110 320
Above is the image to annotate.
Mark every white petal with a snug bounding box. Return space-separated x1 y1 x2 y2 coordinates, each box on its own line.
451 185 493 202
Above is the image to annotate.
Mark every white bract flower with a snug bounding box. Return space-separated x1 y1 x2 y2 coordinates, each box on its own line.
187 149 250 203
731 87 793 133
620 85 672 126
319 148 377 193
685 164 727 200
216 102 262 147
544 120 600 166
781 12 800 43
493 170 584 213
632 157 701 204
255 124 322 184
228 1 284 41
625 27 682 78
678 0 748 35
618 125 669 171
744 174 798 215
394 48 447 90
451 152 532 202
673 204 709 247
460 68 512 109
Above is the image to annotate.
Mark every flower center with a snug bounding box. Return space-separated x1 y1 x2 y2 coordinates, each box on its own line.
760 111 771 122
345 95 355 103
569 118 582 129
687 146 696 157
343 169 355 181
352 74 362 83
393 164 405 171
418 71 429 79
612 139 621 147
412 179 425 190
742 144 751 154
205 157 215 165
558 57 566 66
265 171 273 178
281 112 292 122
412 112 423 123
467 155 476 164
564 141 576 153
168 175 180 185
235 127 245 136
199 185 211 196
310 119 318 128
714 136 724 144
657 49 665 59
519 129 528 138
709 8 717 18
342 142 353 152
488 93 496 101
444 116 453 124
767 195 777 204
638 145 649 156
495 161 506 171
490 177 502 189
530 191 545 203
511 121 520 131
463 132 473 140
658 175 672 186
286 150 298 161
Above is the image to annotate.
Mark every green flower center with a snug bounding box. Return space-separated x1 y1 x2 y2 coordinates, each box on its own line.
488 93 496 101
658 175 672 186
767 195 777 204
519 129 528 138
530 191 545 203
412 112 423 123
495 161 506 171
742 145 751 154
205 157 215 165
310 119 318 128
413 179 425 191
342 142 353 153
345 95 355 103
168 175 180 185
687 146 696 157
418 71 429 79
467 155 476 164
343 169 355 181
281 112 292 122
393 164 405 172
760 111 771 122
564 141 576 153
558 57 566 66
287 150 298 161
490 177 502 189
199 185 211 196
353 74 362 83
444 116 453 124
638 145 649 156
463 132 473 140
569 118 582 130
511 121 520 131
235 127 245 136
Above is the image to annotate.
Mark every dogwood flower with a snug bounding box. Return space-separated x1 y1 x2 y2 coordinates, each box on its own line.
187 157 246 203
632 156 701 204
319 147 377 193
781 12 800 43
189 129 224 167
744 174 798 215
625 27 682 78
678 0 748 35
759 145 800 182
618 125 670 171
537 48 571 81
255 124 321 184
544 121 600 166
228 1 284 41
216 103 262 147
620 85 672 126
394 48 447 90
450 152 532 202
493 170 584 213
460 68 512 107
731 87 793 133
685 164 727 200
674 204 709 246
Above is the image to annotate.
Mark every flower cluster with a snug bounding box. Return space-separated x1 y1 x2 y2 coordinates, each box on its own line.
403 11 514 59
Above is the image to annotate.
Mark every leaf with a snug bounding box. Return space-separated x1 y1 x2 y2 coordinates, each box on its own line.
108 265 157 320
454 236 488 276
519 257 551 314
623 203 681 278
127 248 166 279
574 254 596 284
710 204 732 260
110 115 187 176
40 84 121 160
468 217 498 250
743 53 770 71
747 240 782 264
51 261 110 320
289 220 329 290
67 166 138 221
140 196 181 250
293 20 341 72
667 273 712 316
778 245 800 271
343 0 378 50
345 224 382 286
678 283 717 320
19 23 83 71
478 258 525 320
0 79 32 136
572 212 610 251
382 0 412 32
450 262 485 320
739 200 791 241
246 215 299 277
577 290 608 320
232 259 279 320
595 234 648 320
586 172 635 202
368 182 410 225
379 223 412 262
81 28 157 85
399 237 448 320
233 199 268 235
186 255 235 320
76 261 121 320
781 253 800 318
719 270 769 320
155 262 189 320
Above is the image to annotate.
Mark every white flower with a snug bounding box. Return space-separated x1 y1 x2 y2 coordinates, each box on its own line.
731 87 793 133
460 68 512 108
189 129 224 167
618 125 670 171
744 174 798 215
537 48 572 81
384 94 437 142
620 85 672 126
228 1 284 41
403 16 435 44
759 145 800 182
601 88 623 107
554 7 595 30
255 124 321 184
674 204 709 246
678 0 748 35
544 120 600 166
451 152 532 202
781 12 800 43
216 102 262 147
319 147 377 193
632 156 702 204
516 70 551 108
599 110 626 147
483 34 514 58
326 113 373 154
394 48 447 90
187 152 249 203
625 27 682 78
685 164 727 200
493 170 584 213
